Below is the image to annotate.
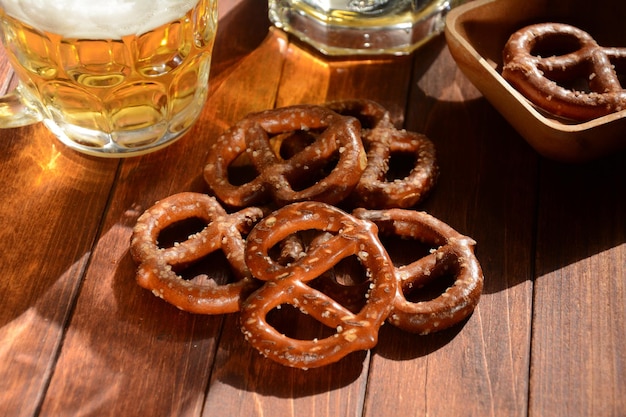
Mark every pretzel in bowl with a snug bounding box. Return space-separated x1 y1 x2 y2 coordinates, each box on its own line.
241 201 397 369
502 23 626 121
353 208 483 335
130 192 264 314
327 99 438 209
203 105 367 208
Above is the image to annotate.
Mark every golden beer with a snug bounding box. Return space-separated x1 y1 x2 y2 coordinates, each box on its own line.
0 0 217 156
269 0 462 56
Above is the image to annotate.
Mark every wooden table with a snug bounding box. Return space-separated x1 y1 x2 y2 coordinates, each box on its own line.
1 1 625 416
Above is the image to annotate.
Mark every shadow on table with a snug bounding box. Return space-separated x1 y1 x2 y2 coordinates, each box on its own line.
534 152 626 278
209 314 369 398
406 35 626 294
0 124 118 329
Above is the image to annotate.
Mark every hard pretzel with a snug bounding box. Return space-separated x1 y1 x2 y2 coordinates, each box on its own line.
130 192 264 314
353 208 483 335
326 98 395 130
241 201 397 369
502 23 626 121
352 128 438 208
327 99 438 208
203 105 367 208
269 225 373 314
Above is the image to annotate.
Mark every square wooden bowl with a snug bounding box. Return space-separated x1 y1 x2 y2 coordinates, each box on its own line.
445 0 626 162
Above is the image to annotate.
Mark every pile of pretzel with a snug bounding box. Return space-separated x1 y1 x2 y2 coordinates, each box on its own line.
130 99 484 369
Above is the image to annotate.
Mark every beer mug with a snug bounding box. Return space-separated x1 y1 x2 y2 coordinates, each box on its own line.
0 0 217 157
269 0 464 56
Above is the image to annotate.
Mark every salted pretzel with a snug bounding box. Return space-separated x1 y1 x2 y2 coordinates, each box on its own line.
353 208 483 335
326 98 395 130
241 201 397 369
327 99 438 208
502 23 626 121
130 192 264 314
203 105 367 208
352 128 438 208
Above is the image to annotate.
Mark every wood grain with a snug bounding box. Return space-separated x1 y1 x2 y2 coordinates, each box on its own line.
37 11 284 417
532 154 626 417
363 38 538 417
0 42 119 415
0 1 624 416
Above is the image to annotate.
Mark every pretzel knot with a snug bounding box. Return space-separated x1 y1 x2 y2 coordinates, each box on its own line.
241 201 397 369
130 192 264 314
353 208 483 335
327 99 438 209
325 98 395 131
204 105 367 208
502 23 626 121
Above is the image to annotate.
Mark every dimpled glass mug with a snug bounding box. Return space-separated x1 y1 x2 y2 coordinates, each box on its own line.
0 0 217 157
269 0 464 56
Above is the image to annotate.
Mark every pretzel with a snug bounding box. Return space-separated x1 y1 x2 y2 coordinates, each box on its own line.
326 98 395 130
352 128 438 208
327 99 438 208
203 105 367 208
502 23 626 121
241 201 396 369
267 226 372 314
353 208 483 334
130 192 264 314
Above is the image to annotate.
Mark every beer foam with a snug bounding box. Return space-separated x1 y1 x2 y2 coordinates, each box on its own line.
0 0 201 39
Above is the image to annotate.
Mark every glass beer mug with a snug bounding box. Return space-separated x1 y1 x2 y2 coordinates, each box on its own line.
0 0 217 157
269 0 463 56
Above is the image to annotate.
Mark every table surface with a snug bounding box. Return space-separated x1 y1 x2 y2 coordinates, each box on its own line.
1 1 625 416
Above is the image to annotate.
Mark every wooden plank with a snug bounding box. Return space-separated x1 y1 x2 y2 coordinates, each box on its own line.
0 42 119 417
0 129 118 417
203 32 415 417
362 37 538 416
206 312 373 417
530 152 626 416
276 40 413 121
37 6 284 417
0 1 622 415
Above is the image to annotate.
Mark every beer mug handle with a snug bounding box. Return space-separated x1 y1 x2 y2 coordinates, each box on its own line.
0 88 43 128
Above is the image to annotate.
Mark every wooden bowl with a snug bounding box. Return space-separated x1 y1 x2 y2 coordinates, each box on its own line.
445 0 626 162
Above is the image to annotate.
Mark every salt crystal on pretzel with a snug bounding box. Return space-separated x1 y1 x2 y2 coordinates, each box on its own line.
353 208 484 335
502 22 626 121
203 105 367 208
241 201 397 369
327 99 438 208
130 192 264 314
